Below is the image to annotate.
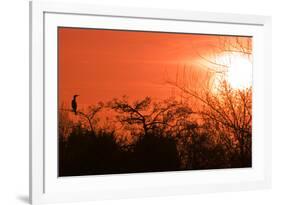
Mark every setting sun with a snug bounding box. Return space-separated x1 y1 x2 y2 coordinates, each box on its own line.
226 54 252 89
212 53 252 90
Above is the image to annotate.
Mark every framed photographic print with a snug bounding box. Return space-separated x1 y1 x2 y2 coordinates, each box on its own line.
30 1 272 204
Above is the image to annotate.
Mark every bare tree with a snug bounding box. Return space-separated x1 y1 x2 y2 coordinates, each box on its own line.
164 35 253 165
77 102 104 133
108 96 193 137
59 102 104 133
219 36 252 57
202 82 251 164
191 36 252 75
167 76 252 166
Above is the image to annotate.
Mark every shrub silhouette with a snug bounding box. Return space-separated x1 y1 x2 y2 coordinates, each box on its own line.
59 126 181 176
59 93 252 176
133 133 180 172
59 126 123 176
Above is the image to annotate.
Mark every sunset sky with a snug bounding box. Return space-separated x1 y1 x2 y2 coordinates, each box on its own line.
58 27 252 109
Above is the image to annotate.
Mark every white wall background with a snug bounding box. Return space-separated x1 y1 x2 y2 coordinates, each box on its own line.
0 0 279 204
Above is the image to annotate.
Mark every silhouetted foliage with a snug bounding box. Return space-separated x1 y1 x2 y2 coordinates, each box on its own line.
59 124 181 176
59 91 252 176
132 133 180 172
59 126 123 176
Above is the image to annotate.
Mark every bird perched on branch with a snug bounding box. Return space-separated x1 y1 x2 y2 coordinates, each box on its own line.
71 95 79 115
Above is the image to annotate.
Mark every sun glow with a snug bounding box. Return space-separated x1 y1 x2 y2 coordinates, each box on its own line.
212 54 252 90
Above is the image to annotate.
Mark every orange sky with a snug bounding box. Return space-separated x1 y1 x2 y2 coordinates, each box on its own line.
58 27 251 110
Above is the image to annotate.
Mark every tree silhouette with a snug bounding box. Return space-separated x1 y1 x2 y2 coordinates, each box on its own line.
77 102 104 133
109 96 192 137
59 87 252 176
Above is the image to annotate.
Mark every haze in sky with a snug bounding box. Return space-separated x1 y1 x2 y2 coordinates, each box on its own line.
58 27 252 109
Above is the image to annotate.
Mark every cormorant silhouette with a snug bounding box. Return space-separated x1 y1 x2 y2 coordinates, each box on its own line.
71 95 79 115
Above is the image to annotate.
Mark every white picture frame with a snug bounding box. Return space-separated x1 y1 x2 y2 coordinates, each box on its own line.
30 1 272 204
